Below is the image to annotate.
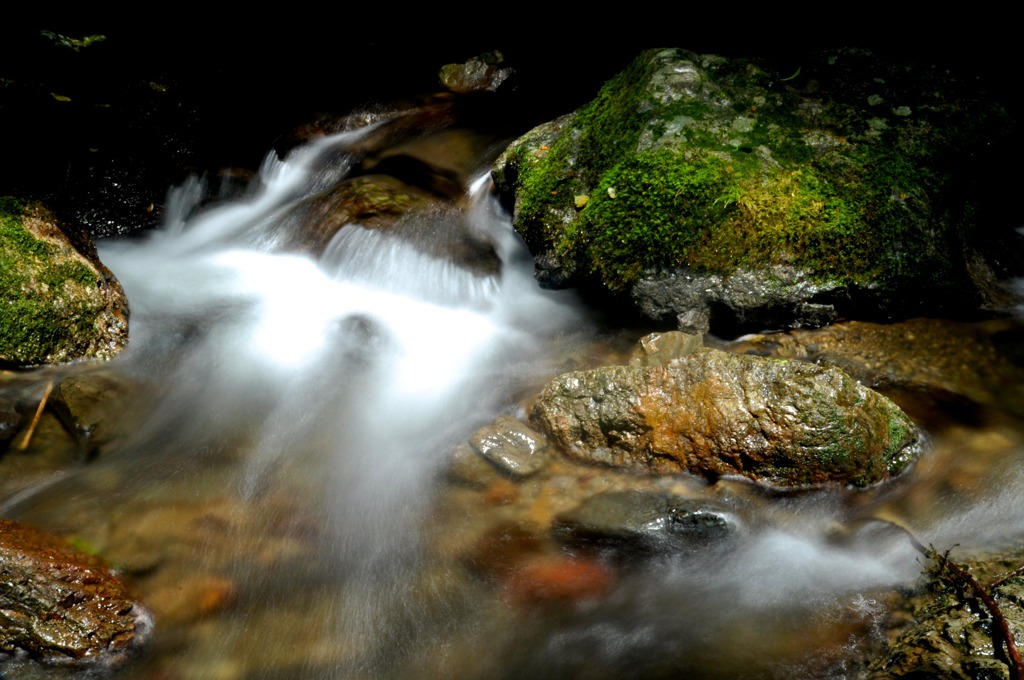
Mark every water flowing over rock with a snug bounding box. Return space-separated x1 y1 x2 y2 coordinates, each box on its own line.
552 489 740 556
0 197 128 367
531 339 921 487
49 372 133 457
0 519 150 664
493 48 1021 332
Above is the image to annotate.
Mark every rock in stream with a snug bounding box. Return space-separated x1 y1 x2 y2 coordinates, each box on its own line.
0 519 151 665
531 336 921 487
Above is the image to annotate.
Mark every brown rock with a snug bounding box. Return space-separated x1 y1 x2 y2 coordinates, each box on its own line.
49 371 132 457
439 52 514 94
469 415 550 478
0 519 150 664
531 346 921 487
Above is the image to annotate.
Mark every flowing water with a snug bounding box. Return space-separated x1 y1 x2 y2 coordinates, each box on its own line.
4 109 1024 679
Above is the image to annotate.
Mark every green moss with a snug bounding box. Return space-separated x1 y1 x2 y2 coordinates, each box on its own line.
572 149 739 289
511 55 662 251
1 197 102 365
507 48 983 297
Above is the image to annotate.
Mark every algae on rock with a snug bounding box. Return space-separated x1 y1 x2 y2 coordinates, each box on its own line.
0 197 128 367
530 339 921 487
493 48 1020 331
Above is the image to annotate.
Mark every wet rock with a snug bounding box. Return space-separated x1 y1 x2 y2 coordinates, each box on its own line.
469 415 550 478
734 317 1024 416
531 344 921 487
502 554 613 605
552 490 740 555
443 442 504 487
0 519 150 664
870 556 1024 679
146 573 237 625
439 51 515 94
628 330 703 367
271 174 434 256
0 197 128 367
1 396 23 447
493 48 1021 331
49 372 131 457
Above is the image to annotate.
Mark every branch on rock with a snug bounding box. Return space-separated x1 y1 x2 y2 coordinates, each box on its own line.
898 527 1024 680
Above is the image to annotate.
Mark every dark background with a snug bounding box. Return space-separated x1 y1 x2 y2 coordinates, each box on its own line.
1 14 1015 232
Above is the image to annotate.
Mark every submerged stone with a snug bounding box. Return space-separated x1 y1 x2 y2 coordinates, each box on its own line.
552 490 739 555
531 343 921 487
49 372 133 457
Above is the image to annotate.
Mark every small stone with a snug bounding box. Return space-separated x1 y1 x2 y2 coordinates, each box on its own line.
439 52 514 93
552 490 740 555
628 331 703 367
444 442 501 487
469 415 549 478
502 555 613 605
49 372 130 456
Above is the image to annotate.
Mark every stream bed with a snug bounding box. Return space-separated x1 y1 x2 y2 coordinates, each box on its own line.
3 110 1024 679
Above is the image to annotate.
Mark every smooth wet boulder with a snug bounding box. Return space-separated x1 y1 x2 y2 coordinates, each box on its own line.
493 48 1021 331
531 345 921 487
0 519 150 664
0 197 128 367
282 174 436 255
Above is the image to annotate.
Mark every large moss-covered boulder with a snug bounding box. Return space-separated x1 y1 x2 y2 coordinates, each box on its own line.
493 48 1020 331
0 197 128 367
530 343 921 487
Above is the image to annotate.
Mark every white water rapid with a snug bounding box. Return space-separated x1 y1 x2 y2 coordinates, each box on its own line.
95 123 588 573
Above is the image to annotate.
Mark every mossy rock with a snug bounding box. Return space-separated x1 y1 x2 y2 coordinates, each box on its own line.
530 340 921 488
493 48 1021 331
0 197 128 367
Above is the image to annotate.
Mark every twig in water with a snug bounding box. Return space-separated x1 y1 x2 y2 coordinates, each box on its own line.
16 379 54 451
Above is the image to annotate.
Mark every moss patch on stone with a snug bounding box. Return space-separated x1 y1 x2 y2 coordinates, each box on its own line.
1 196 112 366
498 48 1006 300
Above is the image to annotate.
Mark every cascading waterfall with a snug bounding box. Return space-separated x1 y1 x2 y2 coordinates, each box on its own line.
97 120 587 571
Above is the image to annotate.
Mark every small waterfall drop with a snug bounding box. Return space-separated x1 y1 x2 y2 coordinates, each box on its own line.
94 120 588 584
